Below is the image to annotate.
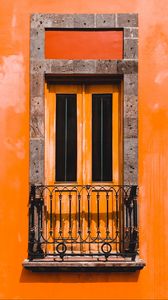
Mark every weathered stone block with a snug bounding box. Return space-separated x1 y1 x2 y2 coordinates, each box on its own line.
30 139 44 184
30 28 44 40
30 97 44 139
50 14 74 28
31 14 54 29
124 74 138 96
117 60 138 74
50 60 73 73
31 74 44 97
124 95 138 118
124 118 138 138
31 14 74 28
30 114 44 138
124 138 138 185
30 59 50 73
43 60 52 73
30 32 44 59
124 39 138 59
31 60 45 73
96 60 117 73
74 14 95 28
96 14 115 28
73 60 96 73
31 97 44 115
117 14 138 27
124 28 138 38
30 14 42 29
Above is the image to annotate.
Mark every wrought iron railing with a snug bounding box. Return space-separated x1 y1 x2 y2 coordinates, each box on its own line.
28 184 138 261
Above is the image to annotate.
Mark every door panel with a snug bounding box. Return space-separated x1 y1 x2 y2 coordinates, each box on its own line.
45 84 83 184
85 84 119 185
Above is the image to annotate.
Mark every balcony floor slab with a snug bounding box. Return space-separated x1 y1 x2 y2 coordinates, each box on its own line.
23 256 145 272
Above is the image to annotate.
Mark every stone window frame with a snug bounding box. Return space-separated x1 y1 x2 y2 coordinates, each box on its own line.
30 13 138 185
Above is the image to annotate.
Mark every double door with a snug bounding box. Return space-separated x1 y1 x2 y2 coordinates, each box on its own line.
45 83 120 185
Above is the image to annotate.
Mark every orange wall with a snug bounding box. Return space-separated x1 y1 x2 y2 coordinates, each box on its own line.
0 0 168 299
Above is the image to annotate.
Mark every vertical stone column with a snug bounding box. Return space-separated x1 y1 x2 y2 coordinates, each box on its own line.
30 17 45 184
117 13 138 185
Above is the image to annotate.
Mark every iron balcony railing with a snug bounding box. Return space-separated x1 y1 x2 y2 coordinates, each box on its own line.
28 184 139 261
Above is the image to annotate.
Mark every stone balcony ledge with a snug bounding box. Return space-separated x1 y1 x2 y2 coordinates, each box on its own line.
23 256 145 272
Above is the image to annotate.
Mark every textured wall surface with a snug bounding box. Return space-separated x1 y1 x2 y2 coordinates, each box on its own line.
0 0 168 299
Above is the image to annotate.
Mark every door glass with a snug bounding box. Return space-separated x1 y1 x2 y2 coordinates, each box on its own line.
56 94 77 182
92 94 112 181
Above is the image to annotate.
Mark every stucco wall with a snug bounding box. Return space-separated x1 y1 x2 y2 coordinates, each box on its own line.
0 0 168 299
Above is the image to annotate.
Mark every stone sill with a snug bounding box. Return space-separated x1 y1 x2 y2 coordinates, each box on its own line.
23 257 145 272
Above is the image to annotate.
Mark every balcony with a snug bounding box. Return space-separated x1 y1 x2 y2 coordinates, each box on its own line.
23 184 145 272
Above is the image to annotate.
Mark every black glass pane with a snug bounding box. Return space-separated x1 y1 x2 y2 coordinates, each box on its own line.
56 94 77 182
92 94 112 181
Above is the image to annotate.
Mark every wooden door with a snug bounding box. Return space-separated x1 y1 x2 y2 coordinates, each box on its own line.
45 82 121 255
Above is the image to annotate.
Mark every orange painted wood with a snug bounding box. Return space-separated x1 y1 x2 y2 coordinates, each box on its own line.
45 30 123 59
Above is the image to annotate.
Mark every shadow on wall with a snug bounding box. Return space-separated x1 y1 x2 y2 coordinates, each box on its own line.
20 268 140 283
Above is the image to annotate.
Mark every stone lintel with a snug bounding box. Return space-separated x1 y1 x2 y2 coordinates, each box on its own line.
31 60 138 75
30 13 138 29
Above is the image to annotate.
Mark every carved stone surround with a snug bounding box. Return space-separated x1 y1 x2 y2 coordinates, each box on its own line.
30 13 138 185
